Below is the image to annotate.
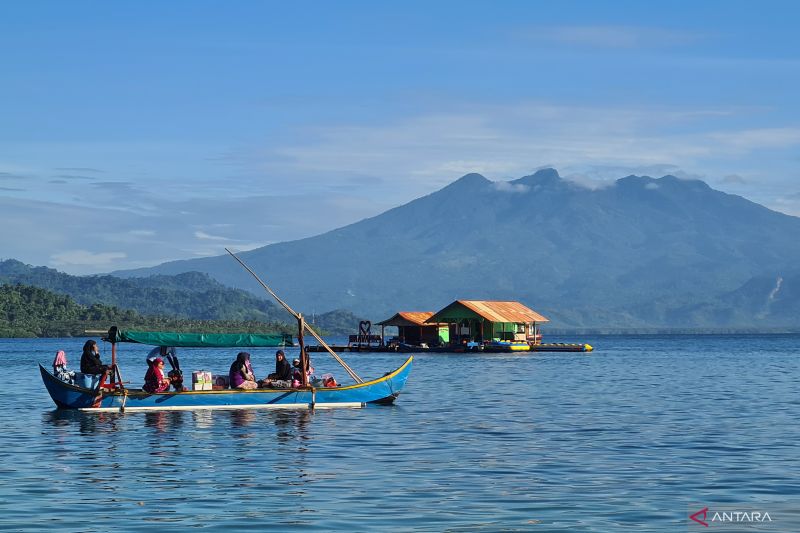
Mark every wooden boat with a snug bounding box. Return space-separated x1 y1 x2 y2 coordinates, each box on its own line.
38 352 413 412
39 250 414 412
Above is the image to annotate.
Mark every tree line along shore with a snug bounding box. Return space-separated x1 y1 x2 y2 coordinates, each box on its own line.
0 284 297 338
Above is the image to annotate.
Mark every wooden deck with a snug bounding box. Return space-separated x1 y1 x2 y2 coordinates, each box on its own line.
305 343 592 354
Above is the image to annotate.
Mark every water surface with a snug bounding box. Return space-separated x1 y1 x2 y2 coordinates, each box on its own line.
1 335 798 531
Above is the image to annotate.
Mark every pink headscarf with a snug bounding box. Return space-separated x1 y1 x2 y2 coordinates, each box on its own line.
53 350 67 368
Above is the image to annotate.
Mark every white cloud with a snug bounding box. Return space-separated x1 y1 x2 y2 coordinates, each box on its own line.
493 181 530 193
194 230 231 241
709 128 800 150
256 103 760 191
50 250 127 268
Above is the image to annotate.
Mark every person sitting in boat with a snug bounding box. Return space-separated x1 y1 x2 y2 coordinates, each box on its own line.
52 350 75 384
260 349 292 388
143 357 172 393
292 357 315 387
229 352 258 390
80 340 109 376
147 346 184 391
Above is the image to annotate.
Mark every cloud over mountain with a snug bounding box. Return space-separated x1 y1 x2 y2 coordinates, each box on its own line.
115 169 800 329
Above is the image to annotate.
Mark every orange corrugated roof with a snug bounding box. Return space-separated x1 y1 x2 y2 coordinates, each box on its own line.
397 312 437 325
459 300 549 323
377 311 443 327
427 300 549 323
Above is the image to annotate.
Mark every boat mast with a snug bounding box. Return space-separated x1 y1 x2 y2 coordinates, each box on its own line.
225 248 363 384
297 313 308 387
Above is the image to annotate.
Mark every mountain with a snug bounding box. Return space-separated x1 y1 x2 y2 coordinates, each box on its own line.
0 259 287 321
0 260 363 334
114 169 800 329
0 283 294 338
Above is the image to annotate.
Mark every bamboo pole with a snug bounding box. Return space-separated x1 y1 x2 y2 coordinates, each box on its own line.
297 314 308 387
225 248 363 383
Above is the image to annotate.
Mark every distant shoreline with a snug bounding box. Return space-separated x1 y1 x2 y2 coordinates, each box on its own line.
546 329 800 336
2 329 800 340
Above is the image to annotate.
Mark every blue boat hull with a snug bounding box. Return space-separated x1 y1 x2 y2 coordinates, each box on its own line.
39 357 413 412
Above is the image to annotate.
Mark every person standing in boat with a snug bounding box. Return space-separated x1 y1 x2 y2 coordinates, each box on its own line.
146 345 175 366
143 357 171 393
80 340 109 376
229 352 258 389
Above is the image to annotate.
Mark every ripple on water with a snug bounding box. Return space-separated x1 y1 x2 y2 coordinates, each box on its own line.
0 336 799 531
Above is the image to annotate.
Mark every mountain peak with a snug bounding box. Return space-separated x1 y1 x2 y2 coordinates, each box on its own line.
615 174 712 192
439 172 491 193
658 174 712 190
456 172 490 185
511 168 562 187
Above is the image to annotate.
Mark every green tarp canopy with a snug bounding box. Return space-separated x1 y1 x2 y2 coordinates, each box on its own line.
107 329 294 348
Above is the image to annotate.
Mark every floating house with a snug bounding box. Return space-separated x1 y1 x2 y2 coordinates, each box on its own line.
376 312 450 347
425 300 549 345
306 299 591 353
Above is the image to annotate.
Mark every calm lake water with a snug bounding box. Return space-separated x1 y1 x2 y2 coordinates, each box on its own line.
1 335 798 531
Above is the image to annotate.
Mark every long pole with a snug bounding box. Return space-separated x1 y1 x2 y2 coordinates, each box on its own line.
297 314 308 387
225 248 363 383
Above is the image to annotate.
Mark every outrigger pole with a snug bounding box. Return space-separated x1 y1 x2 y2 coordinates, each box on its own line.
225 248 364 384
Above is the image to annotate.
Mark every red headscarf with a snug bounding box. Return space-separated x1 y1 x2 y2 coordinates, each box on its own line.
145 357 166 385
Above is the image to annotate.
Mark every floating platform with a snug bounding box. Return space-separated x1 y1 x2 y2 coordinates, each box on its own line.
530 343 593 352
306 342 593 354
306 345 385 353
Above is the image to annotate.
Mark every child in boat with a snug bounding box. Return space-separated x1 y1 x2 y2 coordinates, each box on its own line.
147 346 184 391
52 350 75 384
143 357 171 393
229 352 258 389
292 357 315 387
260 349 292 388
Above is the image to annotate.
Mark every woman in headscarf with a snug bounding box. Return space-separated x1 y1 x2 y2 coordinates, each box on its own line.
143 357 171 393
261 350 292 388
229 352 258 390
80 339 109 375
52 350 75 384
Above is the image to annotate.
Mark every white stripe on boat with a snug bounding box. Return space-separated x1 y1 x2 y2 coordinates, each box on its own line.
77 402 365 412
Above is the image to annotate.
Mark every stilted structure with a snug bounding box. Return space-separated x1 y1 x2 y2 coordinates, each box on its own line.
426 300 549 350
375 312 449 348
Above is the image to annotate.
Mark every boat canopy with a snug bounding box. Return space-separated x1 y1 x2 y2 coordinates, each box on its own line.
106 328 294 348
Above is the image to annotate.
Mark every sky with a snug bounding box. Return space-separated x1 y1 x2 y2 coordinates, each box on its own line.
1 1 799 274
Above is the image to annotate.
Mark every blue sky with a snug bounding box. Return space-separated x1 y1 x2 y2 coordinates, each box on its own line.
1 1 799 273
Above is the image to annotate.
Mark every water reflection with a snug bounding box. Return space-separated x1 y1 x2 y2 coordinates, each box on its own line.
230 409 257 429
274 409 312 446
144 411 185 434
42 409 121 435
192 409 213 429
